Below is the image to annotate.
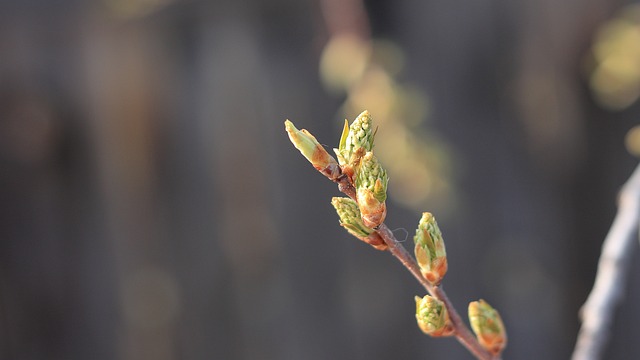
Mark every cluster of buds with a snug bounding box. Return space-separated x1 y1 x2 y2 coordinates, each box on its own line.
286 111 388 231
468 299 507 355
335 111 388 232
413 212 448 285
285 111 507 358
331 197 387 250
337 112 387 228
414 295 453 337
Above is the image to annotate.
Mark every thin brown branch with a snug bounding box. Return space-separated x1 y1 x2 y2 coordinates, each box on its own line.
572 163 640 360
377 224 496 360
331 174 497 360
316 2 500 352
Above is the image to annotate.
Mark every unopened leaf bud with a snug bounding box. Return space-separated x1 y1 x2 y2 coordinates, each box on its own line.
335 119 351 166
331 197 387 250
334 111 376 177
415 295 453 337
355 152 388 228
413 212 448 285
285 120 340 179
345 110 375 156
468 299 507 355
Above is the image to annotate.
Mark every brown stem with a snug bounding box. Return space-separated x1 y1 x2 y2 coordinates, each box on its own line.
376 224 497 360
336 174 356 199
432 285 497 360
318 0 502 356
374 224 433 291
330 174 497 360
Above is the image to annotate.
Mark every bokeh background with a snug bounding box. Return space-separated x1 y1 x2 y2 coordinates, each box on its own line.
1 0 640 359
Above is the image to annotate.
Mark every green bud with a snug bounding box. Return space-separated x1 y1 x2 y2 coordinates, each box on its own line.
335 119 350 166
285 120 340 179
332 197 374 239
335 110 376 168
468 299 507 355
356 152 388 201
331 197 387 250
355 152 388 228
415 295 453 337
413 212 448 285
345 110 375 157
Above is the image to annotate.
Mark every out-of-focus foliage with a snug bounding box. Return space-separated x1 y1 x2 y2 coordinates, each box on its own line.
320 35 371 94
2 1 640 359
625 125 640 157
320 36 455 213
587 4 640 110
104 0 175 18
588 4 640 159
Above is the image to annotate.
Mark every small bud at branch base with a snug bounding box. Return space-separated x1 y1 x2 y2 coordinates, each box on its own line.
331 197 387 250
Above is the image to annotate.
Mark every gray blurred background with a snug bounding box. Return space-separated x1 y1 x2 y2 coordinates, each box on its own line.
1 0 640 359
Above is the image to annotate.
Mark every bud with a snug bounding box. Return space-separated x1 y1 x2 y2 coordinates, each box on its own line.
335 119 351 166
355 152 388 228
468 299 507 355
414 295 453 337
334 111 376 178
413 212 448 285
345 110 375 158
285 120 340 179
331 197 387 250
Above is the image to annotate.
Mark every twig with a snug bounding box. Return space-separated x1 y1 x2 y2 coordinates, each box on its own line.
286 117 502 358
333 174 497 360
376 224 496 360
572 163 640 360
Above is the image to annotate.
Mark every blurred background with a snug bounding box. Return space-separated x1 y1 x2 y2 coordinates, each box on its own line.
1 0 640 359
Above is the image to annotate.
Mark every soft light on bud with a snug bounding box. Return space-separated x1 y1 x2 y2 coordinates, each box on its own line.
285 120 340 179
335 110 375 165
331 197 387 250
334 111 377 182
413 212 447 285
468 299 507 355
414 295 453 337
355 152 388 228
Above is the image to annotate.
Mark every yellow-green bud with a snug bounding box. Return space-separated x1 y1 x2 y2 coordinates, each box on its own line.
285 120 340 179
335 119 351 166
468 299 507 355
415 295 453 337
413 212 448 285
346 110 375 159
355 152 388 228
331 197 387 250
335 110 376 167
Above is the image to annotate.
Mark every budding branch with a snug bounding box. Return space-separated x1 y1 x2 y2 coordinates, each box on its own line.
331 171 498 360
